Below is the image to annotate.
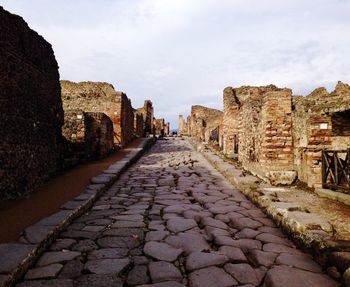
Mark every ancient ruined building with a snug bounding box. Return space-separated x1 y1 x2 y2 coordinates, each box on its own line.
62 110 114 164
61 81 135 147
137 100 154 136
222 82 350 187
134 109 144 138
187 105 223 143
292 82 350 188
223 85 295 184
154 118 170 137
178 115 188 136
0 7 64 199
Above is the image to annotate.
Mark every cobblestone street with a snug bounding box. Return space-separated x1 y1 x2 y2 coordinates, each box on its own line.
17 139 338 287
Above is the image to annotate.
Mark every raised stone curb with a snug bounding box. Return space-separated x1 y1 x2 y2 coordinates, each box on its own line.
0 138 155 287
187 137 350 277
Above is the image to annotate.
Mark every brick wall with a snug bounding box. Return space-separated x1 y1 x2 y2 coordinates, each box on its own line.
292 82 350 188
134 110 144 137
155 118 165 136
137 100 154 136
61 81 135 147
0 7 64 200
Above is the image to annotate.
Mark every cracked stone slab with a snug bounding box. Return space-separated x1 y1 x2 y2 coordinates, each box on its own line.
37 251 81 266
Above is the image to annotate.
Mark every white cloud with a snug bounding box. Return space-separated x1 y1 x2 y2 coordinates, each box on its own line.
1 0 349 129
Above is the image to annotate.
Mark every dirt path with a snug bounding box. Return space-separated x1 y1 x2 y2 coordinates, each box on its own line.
0 138 143 244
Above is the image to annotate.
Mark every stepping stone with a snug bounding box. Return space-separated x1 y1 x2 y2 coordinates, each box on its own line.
167 218 197 233
144 241 183 262
37 251 81 266
149 261 182 283
224 263 260 285
188 266 237 287
84 258 130 274
25 264 63 280
186 251 228 271
264 265 338 287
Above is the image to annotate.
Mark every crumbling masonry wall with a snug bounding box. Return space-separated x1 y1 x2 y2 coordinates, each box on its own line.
137 100 154 136
134 110 144 138
61 81 135 147
62 110 114 162
0 7 64 200
292 82 350 188
189 105 223 142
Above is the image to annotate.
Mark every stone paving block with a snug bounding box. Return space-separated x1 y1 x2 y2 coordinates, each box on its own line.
17 279 74 287
201 217 228 230
0 243 35 273
236 228 261 239
224 263 260 285
146 231 169 241
23 225 55 243
71 239 98 252
58 259 84 279
97 236 141 249
218 246 248 263
165 233 210 254
255 233 293 246
186 251 228 271
35 210 73 226
263 243 303 255
139 281 185 287
167 218 197 233
25 264 63 280
230 217 262 230
50 239 76 251
37 251 81 266
275 253 322 273
112 221 146 228
263 265 338 287
149 261 182 283
88 248 128 260
74 274 123 287
144 241 183 262
127 264 149 285
248 249 277 267
84 258 130 274
188 266 237 287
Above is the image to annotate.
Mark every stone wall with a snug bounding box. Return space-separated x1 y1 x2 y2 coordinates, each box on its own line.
155 118 165 137
178 115 188 136
0 7 64 200
137 100 154 136
188 105 223 142
225 85 295 184
62 110 114 162
292 82 350 188
61 81 135 147
134 110 144 138
164 122 170 136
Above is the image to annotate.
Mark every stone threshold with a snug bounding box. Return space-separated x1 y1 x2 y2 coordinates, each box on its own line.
187 137 350 277
315 188 350 207
0 138 155 287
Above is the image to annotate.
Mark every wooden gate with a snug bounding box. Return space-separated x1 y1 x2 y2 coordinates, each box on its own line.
322 149 350 193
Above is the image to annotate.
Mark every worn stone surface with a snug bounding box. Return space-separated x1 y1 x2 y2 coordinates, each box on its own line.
15 139 337 287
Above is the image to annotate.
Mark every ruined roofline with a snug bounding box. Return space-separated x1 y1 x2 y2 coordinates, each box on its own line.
60 80 116 91
191 105 223 114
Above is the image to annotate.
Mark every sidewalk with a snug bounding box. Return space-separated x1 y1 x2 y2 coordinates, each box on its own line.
0 138 155 287
188 137 350 280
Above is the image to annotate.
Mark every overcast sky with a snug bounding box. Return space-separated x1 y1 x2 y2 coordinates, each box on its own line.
1 0 350 128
